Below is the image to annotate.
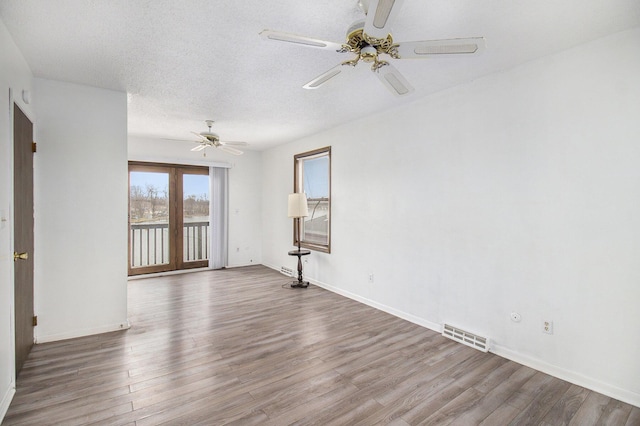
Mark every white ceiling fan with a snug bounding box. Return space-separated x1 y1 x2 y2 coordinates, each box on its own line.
260 0 485 96
190 120 247 156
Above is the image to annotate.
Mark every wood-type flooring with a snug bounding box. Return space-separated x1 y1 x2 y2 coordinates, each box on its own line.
4 266 639 425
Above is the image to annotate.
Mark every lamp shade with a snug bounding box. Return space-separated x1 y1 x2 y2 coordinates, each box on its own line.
288 193 309 218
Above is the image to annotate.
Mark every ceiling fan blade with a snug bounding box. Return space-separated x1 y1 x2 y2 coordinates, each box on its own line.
374 63 414 96
363 0 406 40
162 137 200 143
190 131 207 140
396 37 486 58
220 141 248 146
219 145 244 156
303 64 352 90
191 144 206 152
260 30 344 51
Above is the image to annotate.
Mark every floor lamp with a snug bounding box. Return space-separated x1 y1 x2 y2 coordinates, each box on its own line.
288 193 310 288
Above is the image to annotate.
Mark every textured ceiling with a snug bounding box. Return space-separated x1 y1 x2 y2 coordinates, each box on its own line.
1 0 639 150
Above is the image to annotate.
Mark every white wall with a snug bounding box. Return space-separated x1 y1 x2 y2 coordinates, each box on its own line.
128 136 263 267
33 78 129 342
0 17 34 420
262 27 640 406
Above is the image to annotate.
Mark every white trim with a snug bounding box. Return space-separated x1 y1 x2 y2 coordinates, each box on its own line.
225 262 258 269
262 262 441 332
2 87 17 425
128 154 231 168
0 386 15 424
35 320 130 344
262 262 640 409
490 344 640 408
313 280 441 333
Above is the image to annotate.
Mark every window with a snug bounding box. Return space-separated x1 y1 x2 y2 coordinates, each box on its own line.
294 146 331 253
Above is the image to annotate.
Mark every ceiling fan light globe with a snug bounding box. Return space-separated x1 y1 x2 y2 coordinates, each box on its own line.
361 45 378 62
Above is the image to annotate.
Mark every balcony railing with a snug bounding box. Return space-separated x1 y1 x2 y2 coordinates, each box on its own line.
302 199 329 245
184 221 209 262
130 221 209 267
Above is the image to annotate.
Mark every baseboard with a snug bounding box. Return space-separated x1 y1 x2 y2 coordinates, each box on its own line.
262 261 290 276
128 267 211 280
262 263 441 331
311 278 442 334
491 344 640 408
262 263 639 408
0 385 16 424
35 319 131 344
225 262 261 269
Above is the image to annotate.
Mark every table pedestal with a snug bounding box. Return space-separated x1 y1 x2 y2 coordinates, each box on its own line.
288 249 311 288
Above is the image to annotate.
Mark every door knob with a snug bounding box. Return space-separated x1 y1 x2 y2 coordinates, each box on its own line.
13 252 29 261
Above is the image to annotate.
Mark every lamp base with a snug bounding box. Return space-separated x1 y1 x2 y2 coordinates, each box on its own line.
290 281 309 289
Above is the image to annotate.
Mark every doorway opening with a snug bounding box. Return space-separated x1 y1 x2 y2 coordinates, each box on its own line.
128 162 211 276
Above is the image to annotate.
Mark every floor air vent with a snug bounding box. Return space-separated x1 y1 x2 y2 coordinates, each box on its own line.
280 266 294 277
442 324 489 352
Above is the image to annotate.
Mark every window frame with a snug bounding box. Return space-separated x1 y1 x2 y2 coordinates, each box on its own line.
293 146 331 253
128 161 210 276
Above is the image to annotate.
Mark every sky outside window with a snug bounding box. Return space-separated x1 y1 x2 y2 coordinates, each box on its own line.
130 172 209 199
303 156 329 198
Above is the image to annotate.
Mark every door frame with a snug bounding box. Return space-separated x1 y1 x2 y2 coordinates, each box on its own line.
128 162 210 276
12 100 36 378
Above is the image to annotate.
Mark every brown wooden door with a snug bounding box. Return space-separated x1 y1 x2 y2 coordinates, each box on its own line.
13 104 35 376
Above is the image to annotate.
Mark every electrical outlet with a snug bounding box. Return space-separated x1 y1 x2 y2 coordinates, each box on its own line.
368 273 374 283
543 320 554 334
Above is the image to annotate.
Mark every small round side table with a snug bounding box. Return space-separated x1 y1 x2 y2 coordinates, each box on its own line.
288 249 311 288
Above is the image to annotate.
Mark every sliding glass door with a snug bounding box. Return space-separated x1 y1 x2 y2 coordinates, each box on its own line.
129 165 174 274
128 163 210 276
178 170 210 268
